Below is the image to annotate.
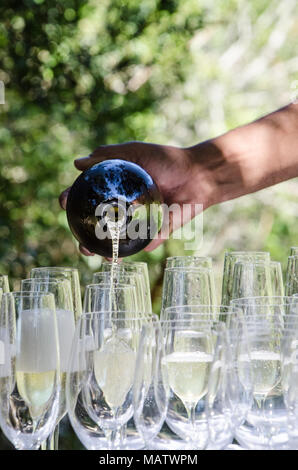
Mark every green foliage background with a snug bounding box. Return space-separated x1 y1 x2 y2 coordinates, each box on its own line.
0 0 298 449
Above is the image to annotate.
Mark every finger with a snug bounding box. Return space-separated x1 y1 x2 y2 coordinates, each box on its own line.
59 187 71 210
144 225 172 251
144 212 175 252
79 244 95 256
143 237 165 252
144 204 199 252
75 144 129 171
74 154 96 171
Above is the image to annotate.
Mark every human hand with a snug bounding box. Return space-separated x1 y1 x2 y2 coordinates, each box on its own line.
59 140 220 255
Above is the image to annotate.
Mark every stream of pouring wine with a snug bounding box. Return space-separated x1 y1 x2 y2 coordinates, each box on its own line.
107 213 124 316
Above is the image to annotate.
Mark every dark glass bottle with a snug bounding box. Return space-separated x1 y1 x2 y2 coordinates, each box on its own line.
66 159 163 257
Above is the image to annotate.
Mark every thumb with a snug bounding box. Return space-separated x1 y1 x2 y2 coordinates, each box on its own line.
74 144 131 171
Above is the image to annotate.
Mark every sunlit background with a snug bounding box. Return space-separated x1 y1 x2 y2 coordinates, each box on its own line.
0 0 298 448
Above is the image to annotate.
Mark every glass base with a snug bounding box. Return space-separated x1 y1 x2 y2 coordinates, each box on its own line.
235 424 289 450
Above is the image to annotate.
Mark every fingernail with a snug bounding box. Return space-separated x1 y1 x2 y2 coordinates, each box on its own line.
79 244 95 256
74 155 91 163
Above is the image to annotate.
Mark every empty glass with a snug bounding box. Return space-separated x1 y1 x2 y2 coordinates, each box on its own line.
83 284 139 315
161 267 217 313
221 251 270 306
92 270 147 315
166 256 213 269
30 267 82 320
231 261 284 301
0 292 60 450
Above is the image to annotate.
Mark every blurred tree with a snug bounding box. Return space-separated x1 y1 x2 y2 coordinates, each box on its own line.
0 0 205 290
0 0 298 448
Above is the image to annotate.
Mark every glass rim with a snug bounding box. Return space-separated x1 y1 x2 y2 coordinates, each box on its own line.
93 271 138 277
100 263 147 274
2 291 55 298
102 260 147 267
120 260 147 266
31 266 79 273
164 304 239 310
163 305 241 315
166 255 212 261
21 278 66 284
85 283 136 290
164 266 212 273
231 296 295 305
160 318 219 323
160 318 226 329
224 251 270 256
79 311 152 321
233 260 280 266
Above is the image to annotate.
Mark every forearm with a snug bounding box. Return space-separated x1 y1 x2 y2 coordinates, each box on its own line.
187 103 298 207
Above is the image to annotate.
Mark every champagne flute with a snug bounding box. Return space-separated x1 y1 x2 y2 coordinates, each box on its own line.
221 251 270 306
0 292 60 450
101 261 152 313
161 317 215 449
30 267 81 450
92 271 147 315
236 316 284 449
133 317 168 449
161 267 217 314
121 261 151 311
66 312 147 450
82 284 144 449
282 327 298 449
30 267 82 320
83 284 139 315
206 322 253 449
231 261 284 301
21 278 75 449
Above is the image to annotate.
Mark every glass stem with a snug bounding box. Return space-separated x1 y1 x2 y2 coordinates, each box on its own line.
255 395 270 448
119 423 127 447
105 407 122 450
105 428 121 450
41 423 60 450
183 403 197 450
186 403 196 429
